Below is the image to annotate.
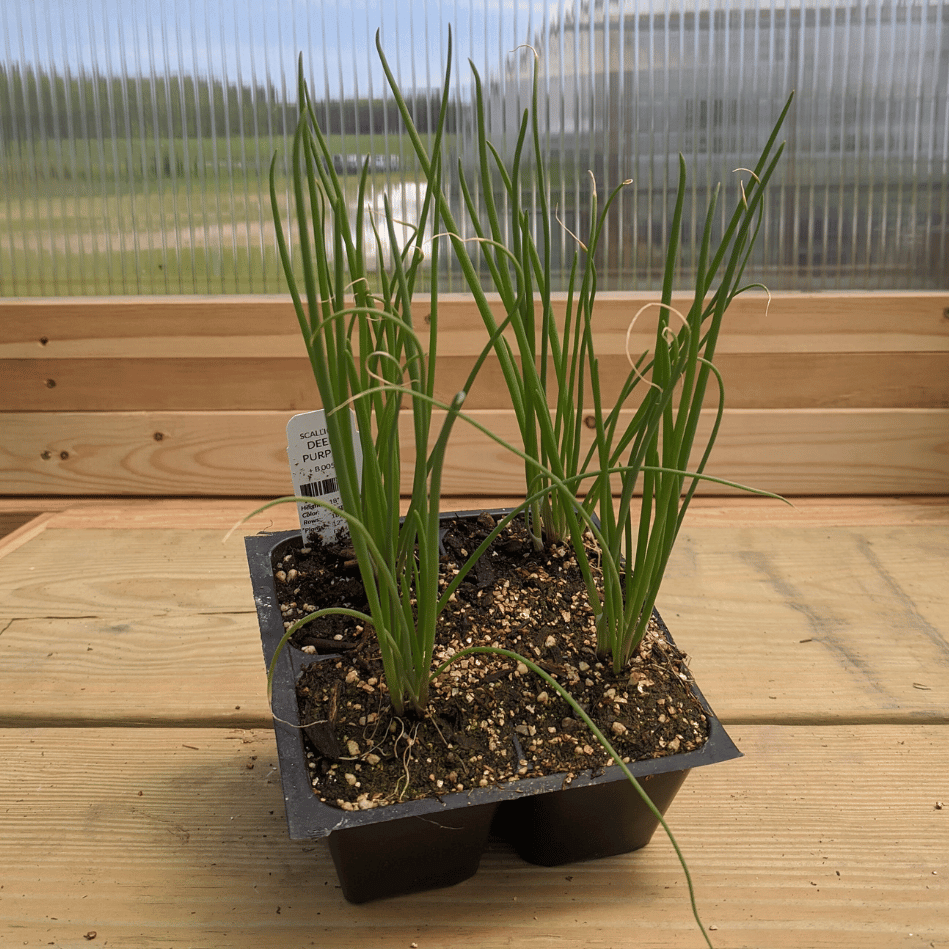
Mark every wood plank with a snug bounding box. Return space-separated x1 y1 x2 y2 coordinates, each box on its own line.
2 408 948 496
0 524 272 726
0 510 56 557
662 525 949 724
0 725 945 948
5 350 945 410
2 355 320 412
0 527 258 619
446 351 949 412
0 522 946 725
2 496 947 529
3 292 948 354
0 613 270 726
0 510 42 540
0 497 510 529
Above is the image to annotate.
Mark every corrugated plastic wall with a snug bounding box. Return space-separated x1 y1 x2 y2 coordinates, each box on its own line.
1 0 946 295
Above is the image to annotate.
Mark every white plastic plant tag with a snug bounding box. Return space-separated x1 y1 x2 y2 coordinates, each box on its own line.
286 409 362 545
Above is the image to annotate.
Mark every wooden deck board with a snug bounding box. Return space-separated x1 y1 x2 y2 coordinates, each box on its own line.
0 613 269 726
0 725 946 949
5 408 949 496
662 525 949 723
0 512 946 726
0 510 42 540
3 292 946 353
0 527 256 618
7 351 946 410
2 494 947 528
0 497 946 948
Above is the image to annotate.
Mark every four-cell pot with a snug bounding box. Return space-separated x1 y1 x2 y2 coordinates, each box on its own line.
245 517 741 904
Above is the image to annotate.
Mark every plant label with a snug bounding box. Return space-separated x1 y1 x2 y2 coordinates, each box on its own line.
286 409 362 545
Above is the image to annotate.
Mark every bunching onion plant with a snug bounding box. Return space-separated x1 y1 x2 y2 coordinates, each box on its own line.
264 49 589 716
258 33 789 949
266 54 467 717
383 38 791 674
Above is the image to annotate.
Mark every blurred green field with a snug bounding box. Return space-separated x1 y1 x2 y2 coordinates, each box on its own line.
2 236 291 296
6 130 939 296
0 133 444 296
2 177 290 295
1 132 431 184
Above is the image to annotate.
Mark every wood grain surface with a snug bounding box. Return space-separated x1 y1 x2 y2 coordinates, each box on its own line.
0 497 946 948
0 725 945 949
3 292 948 352
4 292 948 497
1 510 946 727
3 494 947 527
4 407 949 495
9 351 947 410
3 285 947 942
0 510 42 541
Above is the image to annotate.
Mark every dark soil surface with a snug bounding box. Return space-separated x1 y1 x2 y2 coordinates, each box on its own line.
272 511 709 812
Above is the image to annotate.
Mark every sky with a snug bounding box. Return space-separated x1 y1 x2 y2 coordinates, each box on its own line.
0 0 538 98
1 0 858 98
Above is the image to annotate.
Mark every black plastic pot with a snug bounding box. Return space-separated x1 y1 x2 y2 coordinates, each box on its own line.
245 516 740 903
